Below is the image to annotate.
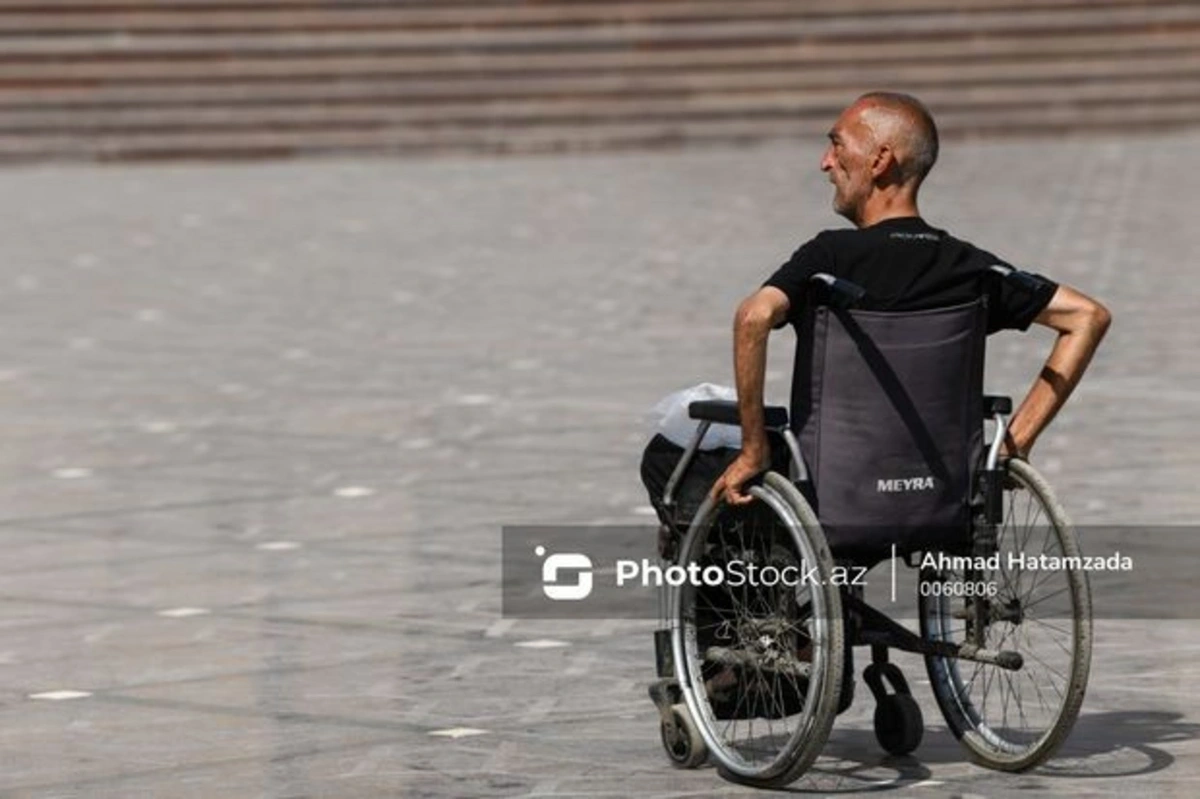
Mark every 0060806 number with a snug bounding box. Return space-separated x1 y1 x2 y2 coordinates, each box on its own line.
918 578 998 598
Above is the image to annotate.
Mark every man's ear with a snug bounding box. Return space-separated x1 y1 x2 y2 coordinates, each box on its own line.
870 145 896 179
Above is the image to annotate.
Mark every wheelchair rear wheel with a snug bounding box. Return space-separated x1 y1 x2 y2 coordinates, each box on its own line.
671 472 844 787
921 458 1092 771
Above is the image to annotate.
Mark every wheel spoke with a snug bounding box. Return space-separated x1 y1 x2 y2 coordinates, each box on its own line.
1021 584 1072 613
1025 617 1075 645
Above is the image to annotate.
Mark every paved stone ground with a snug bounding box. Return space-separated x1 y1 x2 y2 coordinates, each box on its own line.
0 129 1196 798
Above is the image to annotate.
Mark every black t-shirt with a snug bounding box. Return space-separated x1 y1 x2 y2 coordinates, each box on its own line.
764 217 1057 334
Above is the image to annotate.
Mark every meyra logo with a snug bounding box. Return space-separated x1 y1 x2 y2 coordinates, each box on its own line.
536 545 594 601
877 476 937 493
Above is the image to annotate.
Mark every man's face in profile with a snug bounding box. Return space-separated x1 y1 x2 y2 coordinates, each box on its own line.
820 103 876 223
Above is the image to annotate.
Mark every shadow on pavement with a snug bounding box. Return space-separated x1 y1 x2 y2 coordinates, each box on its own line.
1037 710 1199 778
765 710 1197 793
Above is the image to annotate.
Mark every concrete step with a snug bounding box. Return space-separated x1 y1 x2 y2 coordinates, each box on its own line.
2 98 1198 162
1 75 1198 134
2 27 1197 83
1 5 1198 58
0 0 1185 34
0 0 1178 12
3 49 1198 109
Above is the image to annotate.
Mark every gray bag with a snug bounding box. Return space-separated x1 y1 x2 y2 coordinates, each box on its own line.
792 300 986 560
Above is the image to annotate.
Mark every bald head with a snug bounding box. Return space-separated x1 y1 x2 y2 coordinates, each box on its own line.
820 92 939 224
852 92 939 185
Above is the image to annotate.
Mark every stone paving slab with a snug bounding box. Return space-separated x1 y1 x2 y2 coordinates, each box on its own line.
0 130 1196 797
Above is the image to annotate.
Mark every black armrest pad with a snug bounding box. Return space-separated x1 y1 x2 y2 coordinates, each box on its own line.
983 395 1012 415
688 399 789 429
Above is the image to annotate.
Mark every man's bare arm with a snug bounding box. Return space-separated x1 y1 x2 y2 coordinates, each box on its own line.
711 286 790 504
1006 285 1112 457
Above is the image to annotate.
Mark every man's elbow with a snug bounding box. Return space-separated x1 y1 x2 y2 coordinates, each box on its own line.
736 287 790 329
1055 295 1112 341
1085 300 1112 339
734 296 776 331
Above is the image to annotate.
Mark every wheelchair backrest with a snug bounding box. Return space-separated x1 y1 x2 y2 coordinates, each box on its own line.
791 299 986 560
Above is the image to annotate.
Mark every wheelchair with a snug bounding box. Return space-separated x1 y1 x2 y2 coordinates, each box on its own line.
646 272 1093 787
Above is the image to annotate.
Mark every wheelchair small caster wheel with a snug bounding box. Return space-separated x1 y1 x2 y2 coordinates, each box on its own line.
660 703 707 768
873 693 924 756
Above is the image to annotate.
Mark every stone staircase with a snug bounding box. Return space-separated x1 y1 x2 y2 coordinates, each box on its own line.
1 0 1198 161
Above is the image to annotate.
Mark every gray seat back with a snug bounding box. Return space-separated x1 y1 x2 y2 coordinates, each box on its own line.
792 299 986 560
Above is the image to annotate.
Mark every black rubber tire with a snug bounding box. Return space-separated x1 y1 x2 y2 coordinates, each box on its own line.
660 704 707 769
921 458 1092 771
672 472 844 788
873 693 924 756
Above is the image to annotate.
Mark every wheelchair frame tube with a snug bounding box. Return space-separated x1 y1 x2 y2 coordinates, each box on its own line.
985 412 1008 472
978 411 1010 532
782 428 807 483
662 420 710 510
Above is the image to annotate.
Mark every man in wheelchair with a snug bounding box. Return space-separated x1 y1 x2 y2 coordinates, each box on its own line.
646 93 1111 785
713 91 1111 507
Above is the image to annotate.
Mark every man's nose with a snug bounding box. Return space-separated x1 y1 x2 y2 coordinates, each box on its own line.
819 148 833 171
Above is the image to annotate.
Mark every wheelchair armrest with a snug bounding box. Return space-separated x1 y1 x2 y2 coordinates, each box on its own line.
688 399 790 429
983 395 1012 416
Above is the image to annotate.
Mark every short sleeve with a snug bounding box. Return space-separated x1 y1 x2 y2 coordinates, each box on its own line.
763 237 834 326
981 254 1058 333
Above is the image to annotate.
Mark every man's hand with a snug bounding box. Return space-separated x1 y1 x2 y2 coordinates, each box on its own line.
711 448 771 506
999 429 1030 461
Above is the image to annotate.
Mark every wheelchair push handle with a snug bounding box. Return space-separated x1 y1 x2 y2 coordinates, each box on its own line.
810 273 867 309
988 264 1043 293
